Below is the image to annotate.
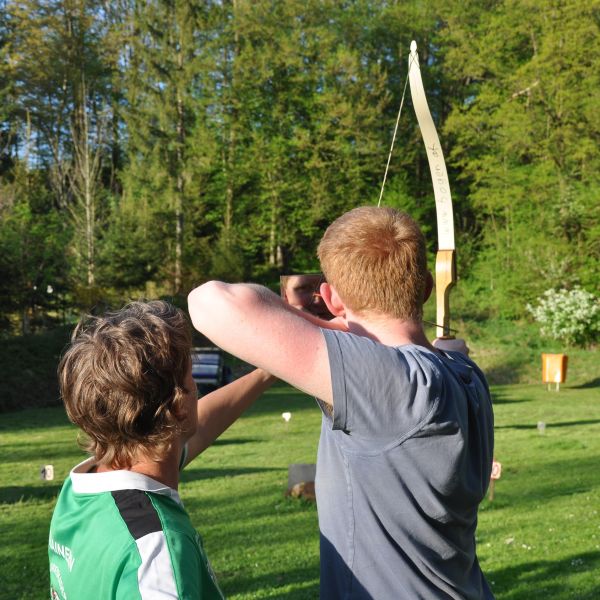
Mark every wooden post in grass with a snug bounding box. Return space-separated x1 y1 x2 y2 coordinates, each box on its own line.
488 459 502 501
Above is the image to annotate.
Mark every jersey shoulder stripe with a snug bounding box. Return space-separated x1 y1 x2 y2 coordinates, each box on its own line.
112 490 180 598
111 489 163 540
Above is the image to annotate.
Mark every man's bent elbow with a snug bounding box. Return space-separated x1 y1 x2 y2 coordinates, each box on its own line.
188 281 224 331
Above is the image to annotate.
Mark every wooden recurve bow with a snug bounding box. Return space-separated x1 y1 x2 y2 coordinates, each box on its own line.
408 40 456 340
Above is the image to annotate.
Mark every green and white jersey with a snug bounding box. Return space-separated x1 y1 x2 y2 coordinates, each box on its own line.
49 457 224 600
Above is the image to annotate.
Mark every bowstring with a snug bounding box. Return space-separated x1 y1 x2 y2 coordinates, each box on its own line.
423 320 458 334
377 50 416 207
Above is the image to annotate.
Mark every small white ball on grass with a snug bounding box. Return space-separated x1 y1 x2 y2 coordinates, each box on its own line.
281 412 291 423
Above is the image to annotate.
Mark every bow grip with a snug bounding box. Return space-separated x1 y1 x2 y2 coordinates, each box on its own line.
435 249 456 339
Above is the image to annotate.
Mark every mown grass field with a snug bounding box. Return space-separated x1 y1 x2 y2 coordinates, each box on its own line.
1 375 599 599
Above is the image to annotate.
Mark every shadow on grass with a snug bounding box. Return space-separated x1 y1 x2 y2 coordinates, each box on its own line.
495 419 600 430
490 389 530 405
0 405 71 433
0 504 53 600
2 441 78 462
571 377 600 389
211 437 262 446
0 483 62 504
488 550 600 599
245 385 319 415
181 466 280 484
219 564 319 600
484 360 530 385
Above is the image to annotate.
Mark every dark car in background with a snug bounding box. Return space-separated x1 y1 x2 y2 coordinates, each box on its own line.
191 347 232 395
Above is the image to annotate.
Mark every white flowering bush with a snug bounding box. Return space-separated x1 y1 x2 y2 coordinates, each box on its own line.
527 287 600 347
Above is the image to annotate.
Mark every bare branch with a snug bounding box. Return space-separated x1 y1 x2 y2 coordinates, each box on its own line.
510 80 540 100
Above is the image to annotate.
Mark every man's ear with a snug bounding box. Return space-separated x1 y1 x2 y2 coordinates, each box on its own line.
423 271 434 303
320 282 346 318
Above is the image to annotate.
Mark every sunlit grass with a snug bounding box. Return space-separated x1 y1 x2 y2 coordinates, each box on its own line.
1 379 599 599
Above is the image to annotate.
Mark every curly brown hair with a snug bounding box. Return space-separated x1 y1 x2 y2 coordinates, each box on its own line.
318 207 428 320
58 301 193 469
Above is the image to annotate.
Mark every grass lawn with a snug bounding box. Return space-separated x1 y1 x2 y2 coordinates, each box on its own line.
1 378 599 599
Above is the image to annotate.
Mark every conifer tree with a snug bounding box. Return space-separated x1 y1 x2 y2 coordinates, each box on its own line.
216 0 390 271
121 0 209 294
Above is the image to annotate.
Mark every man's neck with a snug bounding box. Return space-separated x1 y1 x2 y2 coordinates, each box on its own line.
346 310 437 352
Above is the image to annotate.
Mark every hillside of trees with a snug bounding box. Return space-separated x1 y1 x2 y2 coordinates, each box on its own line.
1 0 598 335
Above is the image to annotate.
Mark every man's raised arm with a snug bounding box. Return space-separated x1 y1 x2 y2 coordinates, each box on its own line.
188 281 336 404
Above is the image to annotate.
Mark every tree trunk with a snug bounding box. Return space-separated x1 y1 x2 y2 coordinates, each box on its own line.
267 171 282 268
174 20 185 294
21 306 30 336
224 0 239 231
82 99 95 287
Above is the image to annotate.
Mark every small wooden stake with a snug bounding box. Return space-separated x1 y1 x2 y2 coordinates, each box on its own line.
489 459 502 502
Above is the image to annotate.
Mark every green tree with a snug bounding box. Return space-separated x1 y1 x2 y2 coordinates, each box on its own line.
211 0 392 272
441 0 600 317
6 0 116 296
121 0 212 294
96 209 160 291
0 165 70 333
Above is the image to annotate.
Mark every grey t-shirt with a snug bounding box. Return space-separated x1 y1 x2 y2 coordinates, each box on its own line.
317 329 494 599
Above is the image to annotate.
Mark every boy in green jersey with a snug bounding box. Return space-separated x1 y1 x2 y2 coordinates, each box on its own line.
49 300 274 599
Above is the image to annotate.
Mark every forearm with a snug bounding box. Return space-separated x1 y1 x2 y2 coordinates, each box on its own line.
186 368 276 462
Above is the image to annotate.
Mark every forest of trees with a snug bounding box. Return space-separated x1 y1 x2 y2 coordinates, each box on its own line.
0 0 598 335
